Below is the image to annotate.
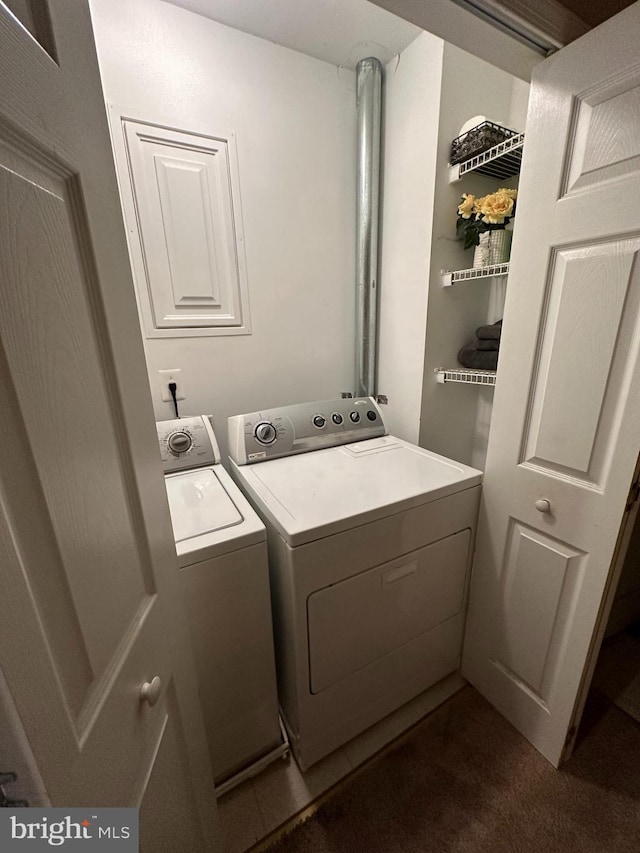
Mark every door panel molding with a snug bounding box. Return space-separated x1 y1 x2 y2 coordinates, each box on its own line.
2 0 57 62
497 521 585 700
564 67 640 196
522 240 639 480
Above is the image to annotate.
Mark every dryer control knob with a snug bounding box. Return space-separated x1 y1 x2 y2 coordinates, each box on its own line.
168 431 192 455
255 422 277 445
349 411 361 423
313 415 326 429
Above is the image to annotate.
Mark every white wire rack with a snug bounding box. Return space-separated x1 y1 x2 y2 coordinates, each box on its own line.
449 133 524 183
441 262 509 287
435 368 497 386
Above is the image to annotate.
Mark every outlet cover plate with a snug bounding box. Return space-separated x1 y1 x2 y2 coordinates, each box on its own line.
158 368 186 402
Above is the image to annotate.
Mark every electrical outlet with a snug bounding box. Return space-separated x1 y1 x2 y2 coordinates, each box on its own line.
158 368 186 403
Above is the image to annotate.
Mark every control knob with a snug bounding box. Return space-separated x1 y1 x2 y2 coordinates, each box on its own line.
313 415 326 429
254 422 277 445
167 431 192 455
349 411 361 423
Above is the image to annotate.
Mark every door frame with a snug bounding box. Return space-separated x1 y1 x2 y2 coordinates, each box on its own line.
561 453 640 761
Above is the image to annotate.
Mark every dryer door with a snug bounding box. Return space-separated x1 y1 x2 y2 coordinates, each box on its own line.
308 530 471 694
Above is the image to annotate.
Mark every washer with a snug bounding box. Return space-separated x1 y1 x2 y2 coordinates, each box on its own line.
157 415 287 793
228 398 482 770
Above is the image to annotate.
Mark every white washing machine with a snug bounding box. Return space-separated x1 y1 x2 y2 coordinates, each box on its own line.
157 416 287 794
228 398 482 770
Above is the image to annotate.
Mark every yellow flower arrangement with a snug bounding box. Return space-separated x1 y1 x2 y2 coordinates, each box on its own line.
457 193 476 219
475 188 516 223
456 187 517 248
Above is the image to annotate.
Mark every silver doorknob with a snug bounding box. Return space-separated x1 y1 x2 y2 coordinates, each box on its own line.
535 499 551 513
140 676 162 707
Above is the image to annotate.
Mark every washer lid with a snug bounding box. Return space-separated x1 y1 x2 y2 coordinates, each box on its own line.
165 469 243 543
232 435 483 546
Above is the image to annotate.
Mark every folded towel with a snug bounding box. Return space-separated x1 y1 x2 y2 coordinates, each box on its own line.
458 344 498 371
475 338 499 352
476 319 502 341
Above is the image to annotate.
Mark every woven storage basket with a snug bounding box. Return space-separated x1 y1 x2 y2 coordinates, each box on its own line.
450 121 517 165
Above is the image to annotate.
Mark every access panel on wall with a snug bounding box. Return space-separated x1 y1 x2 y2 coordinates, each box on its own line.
120 118 251 337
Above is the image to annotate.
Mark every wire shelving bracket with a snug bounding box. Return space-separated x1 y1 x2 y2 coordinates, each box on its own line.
435 368 497 386
441 262 509 287
449 133 524 183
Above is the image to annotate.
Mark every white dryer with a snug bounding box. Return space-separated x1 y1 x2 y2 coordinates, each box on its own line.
157 415 287 794
228 398 482 770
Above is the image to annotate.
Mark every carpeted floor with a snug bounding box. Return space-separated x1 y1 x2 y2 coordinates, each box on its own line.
266 686 640 852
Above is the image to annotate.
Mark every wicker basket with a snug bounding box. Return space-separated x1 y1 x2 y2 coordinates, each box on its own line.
450 121 517 166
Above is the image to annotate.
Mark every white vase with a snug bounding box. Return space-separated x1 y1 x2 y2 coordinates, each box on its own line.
473 230 512 268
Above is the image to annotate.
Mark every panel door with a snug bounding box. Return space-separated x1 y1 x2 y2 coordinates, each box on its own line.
463 2 640 766
121 119 251 337
0 1 219 844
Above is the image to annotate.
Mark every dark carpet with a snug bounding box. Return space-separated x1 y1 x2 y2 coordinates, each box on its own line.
266 686 640 852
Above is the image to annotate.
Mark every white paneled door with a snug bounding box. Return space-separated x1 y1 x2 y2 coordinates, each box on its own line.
120 119 251 338
463 2 640 766
0 1 219 847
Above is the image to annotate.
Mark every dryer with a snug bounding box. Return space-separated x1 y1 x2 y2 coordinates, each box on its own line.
157 415 287 794
228 398 482 770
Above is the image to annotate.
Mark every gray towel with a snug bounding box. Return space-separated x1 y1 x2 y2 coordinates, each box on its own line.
476 338 499 351
476 319 502 341
458 344 498 371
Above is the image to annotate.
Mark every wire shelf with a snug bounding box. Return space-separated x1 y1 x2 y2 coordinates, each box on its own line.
449 133 524 183
441 263 509 287
435 368 497 386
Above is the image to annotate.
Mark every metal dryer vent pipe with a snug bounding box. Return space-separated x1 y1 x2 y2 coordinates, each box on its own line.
355 57 382 399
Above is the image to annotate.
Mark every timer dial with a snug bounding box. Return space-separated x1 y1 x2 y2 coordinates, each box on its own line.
167 431 192 455
254 422 277 445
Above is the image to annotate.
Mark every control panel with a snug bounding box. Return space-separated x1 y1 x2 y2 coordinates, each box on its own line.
228 397 386 465
156 415 220 473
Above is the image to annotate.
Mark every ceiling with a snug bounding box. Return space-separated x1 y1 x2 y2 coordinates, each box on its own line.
162 0 638 81
556 0 635 27
162 0 422 68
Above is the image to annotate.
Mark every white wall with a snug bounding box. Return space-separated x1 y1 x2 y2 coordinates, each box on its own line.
419 43 529 469
90 0 357 460
378 32 443 443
